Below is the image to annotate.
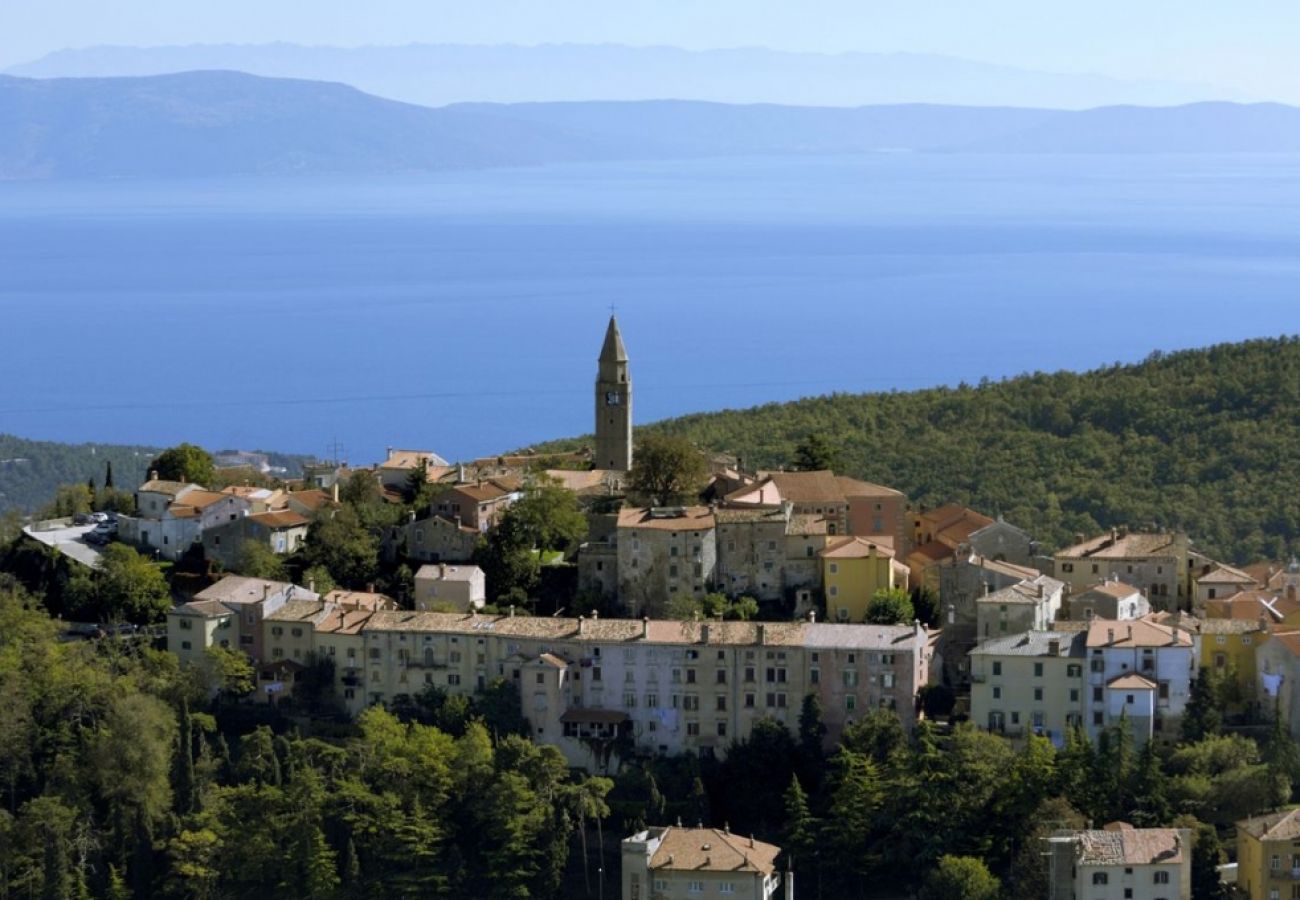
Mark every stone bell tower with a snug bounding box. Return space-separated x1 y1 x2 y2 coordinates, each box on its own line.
594 315 632 472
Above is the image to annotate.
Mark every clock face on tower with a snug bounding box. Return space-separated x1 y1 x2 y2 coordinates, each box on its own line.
605 391 621 406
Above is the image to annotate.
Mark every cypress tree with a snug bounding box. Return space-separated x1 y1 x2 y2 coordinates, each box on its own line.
104 461 114 489
173 700 195 815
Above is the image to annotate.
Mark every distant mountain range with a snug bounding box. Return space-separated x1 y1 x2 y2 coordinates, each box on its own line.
4 42 1241 111
4 71 1300 180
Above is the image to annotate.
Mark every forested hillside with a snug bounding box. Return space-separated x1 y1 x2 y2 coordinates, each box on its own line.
637 337 1300 563
0 435 154 513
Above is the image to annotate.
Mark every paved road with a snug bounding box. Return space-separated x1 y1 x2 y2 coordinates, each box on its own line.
22 522 105 568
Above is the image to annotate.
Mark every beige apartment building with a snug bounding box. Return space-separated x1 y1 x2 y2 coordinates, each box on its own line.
413 563 486 611
243 604 935 769
970 629 1087 744
1054 530 1192 608
621 826 788 900
617 507 718 616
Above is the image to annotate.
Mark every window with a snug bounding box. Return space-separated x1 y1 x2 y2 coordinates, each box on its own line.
1093 686 1103 702
180 640 192 650
178 618 193 631
830 563 838 574
271 626 284 637
1067 664 1081 677
1154 871 1169 884
1070 688 1079 702
745 693 755 708
845 695 856 711
592 667 603 682
843 670 859 687
720 884 735 895
686 722 700 737
716 696 726 711
810 668 820 685
992 661 1002 676
1033 687 1043 701
992 686 1001 699
291 627 303 638
536 673 545 684
646 693 659 707
688 882 704 894
1092 873 1108 885
448 674 461 686
1033 662 1043 677
744 666 755 683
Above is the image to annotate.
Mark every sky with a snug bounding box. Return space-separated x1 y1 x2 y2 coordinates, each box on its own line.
3 0 1300 101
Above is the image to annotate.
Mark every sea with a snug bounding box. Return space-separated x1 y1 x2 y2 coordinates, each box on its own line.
2 153 1300 465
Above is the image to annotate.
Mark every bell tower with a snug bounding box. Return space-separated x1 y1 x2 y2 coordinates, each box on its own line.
595 315 632 471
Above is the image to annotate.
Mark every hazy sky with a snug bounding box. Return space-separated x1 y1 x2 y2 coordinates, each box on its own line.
4 0 1299 99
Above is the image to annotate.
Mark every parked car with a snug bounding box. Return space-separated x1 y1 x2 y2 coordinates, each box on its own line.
73 513 92 525
90 512 109 523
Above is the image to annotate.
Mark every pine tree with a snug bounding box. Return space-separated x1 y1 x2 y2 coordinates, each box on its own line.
1190 823 1228 900
781 775 818 869
105 866 130 900
173 700 196 815
1183 672 1223 742
104 461 115 490
1127 739 1170 826
341 836 362 890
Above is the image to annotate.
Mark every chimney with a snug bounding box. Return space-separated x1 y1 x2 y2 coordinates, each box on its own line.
409 510 416 523
308 577 316 594
1107 627 1115 644
1037 582 1045 598
1048 639 1060 656
642 616 650 639
757 623 766 645
509 605 515 618
700 624 710 644
386 446 393 459
1127 624 1133 641
577 615 586 636
458 463 466 483
808 609 816 623
332 482 340 503
262 584 270 601
984 582 992 597
440 563 447 579
149 469 159 482
591 609 599 620
367 582 375 594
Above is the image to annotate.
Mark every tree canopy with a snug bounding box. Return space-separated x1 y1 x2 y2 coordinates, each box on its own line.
626 434 708 506
148 443 216 486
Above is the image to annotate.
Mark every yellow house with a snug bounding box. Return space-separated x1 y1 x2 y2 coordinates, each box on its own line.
1237 807 1300 900
1200 618 1269 713
820 537 908 623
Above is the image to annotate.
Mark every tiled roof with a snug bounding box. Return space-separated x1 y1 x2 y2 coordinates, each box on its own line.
288 489 332 512
1057 531 1183 560
415 564 484 583
1108 673 1157 690
315 609 375 635
1197 564 1258 585
322 590 396 611
979 575 1065 605
448 480 517 503
1204 590 1300 622
171 599 236 618
713 506 787 525
138 479 196 497
248 510 309 529
380 449 450 470
1078 580 1144 600
648 827 781 876
819 536 896 560
617 507 716 532
970 630 1085 658
358 609 920 650
194 575 308 606
1086 618 1191 648
170 490 231 511
835 476 904 499
1075 824 1185 865
264 600 331 623
906 540 954 565
768 471 846 505
1238 808 1300 841
1199 617 1265 635
786 514 829 536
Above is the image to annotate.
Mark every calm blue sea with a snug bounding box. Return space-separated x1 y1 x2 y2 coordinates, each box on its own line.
2 153 1300 464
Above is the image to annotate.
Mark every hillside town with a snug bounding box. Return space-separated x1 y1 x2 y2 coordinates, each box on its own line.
11 316 1300 900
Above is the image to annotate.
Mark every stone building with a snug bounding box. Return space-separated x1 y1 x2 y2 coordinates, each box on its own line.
936 553 1040 686
621 826 789 900
1054 530 1192 609
595 315 633 472
616 507 718 616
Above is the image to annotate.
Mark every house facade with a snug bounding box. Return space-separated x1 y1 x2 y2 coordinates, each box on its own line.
616 507 718 616
936 553 1040 686
1237 808 1300 900
621 826 787 900
413 563 486 612
974 574 1065 642
1067 579 1151 622
1054 530 1192 609
970 629 1086 745
1084 618 1197 744
820 537 908 623
1046 823 1191 900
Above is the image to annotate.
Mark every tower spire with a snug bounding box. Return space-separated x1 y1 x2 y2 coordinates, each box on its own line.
599 315 628 364
595 314 632 472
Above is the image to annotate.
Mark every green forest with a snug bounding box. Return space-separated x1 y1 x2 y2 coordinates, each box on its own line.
0 578 1280 900
559 336 1300 564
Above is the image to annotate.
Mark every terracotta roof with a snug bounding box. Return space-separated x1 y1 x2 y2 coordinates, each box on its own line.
221 485 275 500
1266 630 1300 658
315 609 375 635
1197 564 1257 585
1199 617 1266 635
1086 618 1192 648
1108 673 1157 690
1238 808 1300 841
447 481 517 504
1204 590 1300 622
248 510 309 529
1075 824 1185 866
922 505 995 545
1057 531 1184 560
617 507 716 532
138 479 196 497
768 470 846 505
819 536 896 560
379 449 449 470
288 489 332 512
1077 580 1144 600
906 540 954 566
835 476 904 499
544 469 622 493
648 827 781 876
322 590 396 611
538 653 569 668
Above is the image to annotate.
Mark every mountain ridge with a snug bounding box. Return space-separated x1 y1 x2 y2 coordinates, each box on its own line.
4 71 1300 181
